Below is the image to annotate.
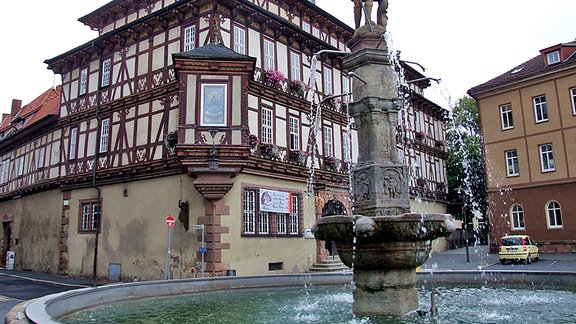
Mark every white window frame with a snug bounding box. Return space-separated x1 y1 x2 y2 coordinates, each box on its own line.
324 126 333 157
539 143 555 172
69 127 78 160
571 87 576 115
101 58 111 87
289 195 299 235
511 204 525 230
184 25 195 51
302 21 311 33
289 51 301 81
342 76 350 103
289 116 300 150
37 146 46 169
263 39 275 71
242 188 301 237
330 36 338 48
546 51 560 65
243 190 256 234
312 26 320 38
414 110 421 133
533 95 548 123
99 118 110 153
80 201 101 232
500 103 514 129
323 67 333 95
261 108 273 144
0 160 9 184
505 150 519 177
233 25 246 55
79 68 88 96
414 154 422 178
18 156 25 176
277 214 287 235
258 211 270 234
546 201 563 228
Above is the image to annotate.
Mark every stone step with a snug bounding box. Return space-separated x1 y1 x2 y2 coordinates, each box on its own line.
308 256 350 272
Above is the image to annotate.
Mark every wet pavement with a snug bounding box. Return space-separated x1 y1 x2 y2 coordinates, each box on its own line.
2 245 576 322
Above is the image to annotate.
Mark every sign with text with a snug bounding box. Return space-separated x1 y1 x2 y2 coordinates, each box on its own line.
259 189 292 213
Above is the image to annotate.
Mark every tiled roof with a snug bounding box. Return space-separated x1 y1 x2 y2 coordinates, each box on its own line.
0 86 61 137
468 41 576 97
172 42 255 61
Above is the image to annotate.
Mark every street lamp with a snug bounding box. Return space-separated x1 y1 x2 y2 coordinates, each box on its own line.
455 186 470 263
208 129 219 171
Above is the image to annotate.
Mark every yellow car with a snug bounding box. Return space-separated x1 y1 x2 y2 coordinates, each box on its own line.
498 235 539 264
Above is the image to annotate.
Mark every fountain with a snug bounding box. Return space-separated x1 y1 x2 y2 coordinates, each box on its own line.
312 1 455 316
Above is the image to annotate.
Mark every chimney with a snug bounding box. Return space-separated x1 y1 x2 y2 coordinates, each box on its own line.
11 99 22 116
2 113 9 123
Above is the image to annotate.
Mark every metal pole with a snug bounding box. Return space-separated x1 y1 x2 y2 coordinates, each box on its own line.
464 198 470 263
167 226 171 279
201 225 205 278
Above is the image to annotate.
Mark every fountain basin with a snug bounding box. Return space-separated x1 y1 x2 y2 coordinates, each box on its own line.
313 213 455 269
23 271 576 323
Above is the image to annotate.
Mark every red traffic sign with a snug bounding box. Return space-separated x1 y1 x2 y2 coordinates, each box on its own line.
166 215 175 227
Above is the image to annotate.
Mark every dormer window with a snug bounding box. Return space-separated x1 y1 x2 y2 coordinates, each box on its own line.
546 51 560 65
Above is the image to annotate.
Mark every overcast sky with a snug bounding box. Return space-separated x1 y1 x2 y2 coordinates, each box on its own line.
1 0 575 114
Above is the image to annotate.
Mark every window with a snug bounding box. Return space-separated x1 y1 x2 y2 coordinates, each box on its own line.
79 68 88 96
242 188 301 236
571 87 576 115
323 67 332 94
510 204 525 230
0 160 9 184
533 95 548 122
80 200 101 232
330 36 338 48
289 116 300 150
500 104 514 129
342 76 350 103
200 84 227 126
263 39 275 71
324 127 333 157
539 143 555 172
289 52 301 81
505 150 519 176
37 146 46 169
99 118 110 153
546 51 560 65
17 156 25 176
312 26 320 38
413 154 422 178
302 21 311 33
101 58 111 87
184 25 195 51
69 127 78 160
261 108 273 144
546 201 562 228
414 111 421 132
233 25 246 55
289 195 299 235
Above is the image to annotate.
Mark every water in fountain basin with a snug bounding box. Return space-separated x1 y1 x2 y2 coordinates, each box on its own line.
60 284 576 323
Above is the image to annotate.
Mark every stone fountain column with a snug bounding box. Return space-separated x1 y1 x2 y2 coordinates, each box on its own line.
313 14 455 317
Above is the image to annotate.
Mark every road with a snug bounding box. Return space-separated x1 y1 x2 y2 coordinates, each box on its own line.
0 272 89 321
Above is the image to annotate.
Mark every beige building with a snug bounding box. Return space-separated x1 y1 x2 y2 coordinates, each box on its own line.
469 40 576 252
1 0 449 280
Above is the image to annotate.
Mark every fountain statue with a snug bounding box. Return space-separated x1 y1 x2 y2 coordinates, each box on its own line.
313 0 456 316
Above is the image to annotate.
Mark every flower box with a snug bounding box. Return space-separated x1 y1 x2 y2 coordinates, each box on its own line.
289 149 306 165
260 143 280 160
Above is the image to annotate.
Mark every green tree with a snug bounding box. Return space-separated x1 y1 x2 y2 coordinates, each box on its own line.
446 96 488 243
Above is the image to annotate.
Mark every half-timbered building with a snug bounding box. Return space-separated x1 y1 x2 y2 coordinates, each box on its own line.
0 0 449 280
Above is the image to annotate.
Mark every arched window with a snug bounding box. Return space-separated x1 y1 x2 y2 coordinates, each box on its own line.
546 201 563 228
510 204 525 230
